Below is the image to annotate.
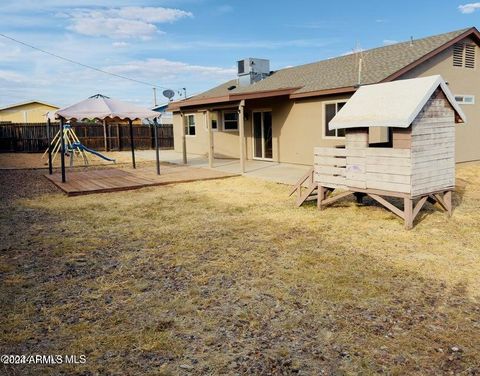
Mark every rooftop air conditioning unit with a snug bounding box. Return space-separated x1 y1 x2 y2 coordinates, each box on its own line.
237 58 270 86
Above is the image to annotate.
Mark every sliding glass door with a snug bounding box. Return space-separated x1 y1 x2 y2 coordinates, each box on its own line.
253 111 273 160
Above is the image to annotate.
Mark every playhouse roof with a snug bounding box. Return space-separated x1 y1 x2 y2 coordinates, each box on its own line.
329 75 466 130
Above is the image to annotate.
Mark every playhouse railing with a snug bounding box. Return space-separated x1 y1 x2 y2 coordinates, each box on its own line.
314 147 348 189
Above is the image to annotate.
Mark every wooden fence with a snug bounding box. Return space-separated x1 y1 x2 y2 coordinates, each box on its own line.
0 122 174 152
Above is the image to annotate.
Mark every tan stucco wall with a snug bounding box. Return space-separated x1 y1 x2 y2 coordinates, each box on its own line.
400 36 480 163
0 103 58 123
173 36 480 165
173 95 393 165
173 109 243 158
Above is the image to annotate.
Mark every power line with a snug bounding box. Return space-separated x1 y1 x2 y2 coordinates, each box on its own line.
0 32 173 90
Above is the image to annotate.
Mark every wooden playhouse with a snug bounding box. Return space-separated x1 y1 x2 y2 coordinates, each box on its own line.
294 75 466 229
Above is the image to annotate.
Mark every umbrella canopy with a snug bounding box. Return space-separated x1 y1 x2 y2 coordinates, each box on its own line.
56 94 159 121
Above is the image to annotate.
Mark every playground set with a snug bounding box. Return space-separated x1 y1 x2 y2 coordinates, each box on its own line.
43 123 115 166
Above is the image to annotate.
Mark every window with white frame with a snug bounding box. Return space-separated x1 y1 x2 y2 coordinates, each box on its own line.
223 111 239 131
455 95 475 105
185 114 196 135
324 102 346 137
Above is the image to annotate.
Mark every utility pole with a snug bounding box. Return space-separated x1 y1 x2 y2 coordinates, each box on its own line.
152 87 157 107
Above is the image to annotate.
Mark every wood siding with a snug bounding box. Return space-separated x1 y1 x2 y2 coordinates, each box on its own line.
410 90 456 196
314 146 412 193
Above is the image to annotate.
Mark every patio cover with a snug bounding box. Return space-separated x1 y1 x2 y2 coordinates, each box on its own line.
329 75 466 130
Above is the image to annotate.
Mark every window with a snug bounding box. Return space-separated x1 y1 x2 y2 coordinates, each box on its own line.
455 95 475 105
453 43 476 69
223 111 238 131
211 119 218 130
324 102 346 138
185 114 195 136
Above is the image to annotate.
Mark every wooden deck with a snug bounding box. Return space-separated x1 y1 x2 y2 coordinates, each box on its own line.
45 165 238 196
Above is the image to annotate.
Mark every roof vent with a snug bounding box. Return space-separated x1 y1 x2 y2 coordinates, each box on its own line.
465 44 475 68
237 58 270 86
453 43 475 68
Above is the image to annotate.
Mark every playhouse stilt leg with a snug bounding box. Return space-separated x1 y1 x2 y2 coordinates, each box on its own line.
444 191 452 216
404 197 413 230
317 185 326 210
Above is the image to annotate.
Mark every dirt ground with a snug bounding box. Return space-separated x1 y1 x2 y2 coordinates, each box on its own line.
0 162 479 375
0 151 155 169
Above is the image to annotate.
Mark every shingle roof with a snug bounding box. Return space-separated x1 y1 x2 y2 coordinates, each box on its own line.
0 100 59 111
178 27 477 106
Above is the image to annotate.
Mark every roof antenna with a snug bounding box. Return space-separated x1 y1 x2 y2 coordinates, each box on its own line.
410 36 414 46
355 41 363 87
357 56 363 86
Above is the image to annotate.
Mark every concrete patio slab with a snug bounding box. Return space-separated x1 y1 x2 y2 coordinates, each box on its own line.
134 150 311 186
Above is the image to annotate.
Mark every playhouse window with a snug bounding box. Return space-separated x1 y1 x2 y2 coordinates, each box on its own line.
223 111 239 131
185 114 196 136
324 102 346 138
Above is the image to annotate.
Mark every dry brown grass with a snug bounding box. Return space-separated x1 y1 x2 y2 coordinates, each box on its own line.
0 162 479 375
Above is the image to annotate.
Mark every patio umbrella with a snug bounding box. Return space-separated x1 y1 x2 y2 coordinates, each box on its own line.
54 94 160 183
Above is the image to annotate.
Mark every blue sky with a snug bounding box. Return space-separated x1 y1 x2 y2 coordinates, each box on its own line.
0 0 478 108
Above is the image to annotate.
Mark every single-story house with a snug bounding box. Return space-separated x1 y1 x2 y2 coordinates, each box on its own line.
169 27 480 168
152 103 173 125
0 100 59 123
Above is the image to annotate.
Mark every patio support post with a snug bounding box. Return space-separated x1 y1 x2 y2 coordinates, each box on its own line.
154 118 160 175
103 119 108 151
46 117 53 175
181 112 187 164
128 119 136 169
239 100 246 174
60 116 66 183
206 110 213 168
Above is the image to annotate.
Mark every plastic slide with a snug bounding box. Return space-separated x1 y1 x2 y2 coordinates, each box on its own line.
71 142 116 163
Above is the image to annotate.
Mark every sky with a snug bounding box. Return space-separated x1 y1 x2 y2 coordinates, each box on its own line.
0 0 479 108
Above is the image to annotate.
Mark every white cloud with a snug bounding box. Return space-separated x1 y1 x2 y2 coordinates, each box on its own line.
150 38 334 50
66 6 193 39
69 16 158 38
458 2 480 13
0 42 22 61
383 39 398 45
0 70 27 83
106 58 236 82
112 41 130 48
116 7 193 23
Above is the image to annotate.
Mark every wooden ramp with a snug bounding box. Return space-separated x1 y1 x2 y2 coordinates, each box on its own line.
45 165 238 196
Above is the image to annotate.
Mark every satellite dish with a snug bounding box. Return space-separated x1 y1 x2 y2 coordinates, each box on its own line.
162 89 175 100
